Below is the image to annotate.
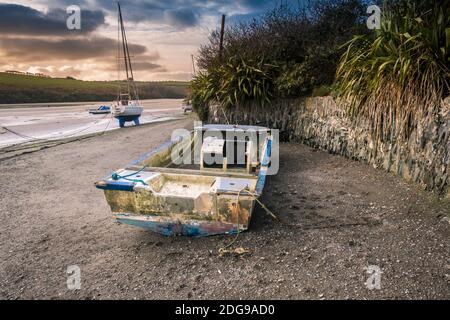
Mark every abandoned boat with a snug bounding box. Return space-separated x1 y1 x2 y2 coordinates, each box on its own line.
95 124 275 237
112 3 143 128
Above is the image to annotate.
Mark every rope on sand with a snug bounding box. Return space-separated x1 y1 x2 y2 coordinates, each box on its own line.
219 187 278 256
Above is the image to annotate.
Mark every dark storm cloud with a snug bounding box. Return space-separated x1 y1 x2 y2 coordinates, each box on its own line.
0 2 167 78
94 0 165 21
163 8 199 28
127 61 165 72
93 0 200 28
0 4 105 36
0 36 147 61
0 0 300 80
101 54 165 72
238 0 274 9
91 0 279 28
1 0 297 31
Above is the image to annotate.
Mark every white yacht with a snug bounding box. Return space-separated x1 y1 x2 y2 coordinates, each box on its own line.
112 3 143 127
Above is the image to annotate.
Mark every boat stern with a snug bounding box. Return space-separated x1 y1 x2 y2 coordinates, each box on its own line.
95 170 258 237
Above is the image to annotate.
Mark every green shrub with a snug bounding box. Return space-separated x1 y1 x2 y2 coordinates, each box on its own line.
189 57 278 118
336 0 450 116
191 1 367 112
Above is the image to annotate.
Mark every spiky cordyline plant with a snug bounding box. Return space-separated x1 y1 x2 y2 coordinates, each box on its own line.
189 56 277 120
336 0 449 139
218 56 277 108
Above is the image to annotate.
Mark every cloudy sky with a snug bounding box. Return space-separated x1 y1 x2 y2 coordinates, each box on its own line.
0 0 298 81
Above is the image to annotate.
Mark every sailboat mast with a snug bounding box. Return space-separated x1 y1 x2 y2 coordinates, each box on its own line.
122 17 139 100
117 5 121 99
118 3 129 81
117 2 139 100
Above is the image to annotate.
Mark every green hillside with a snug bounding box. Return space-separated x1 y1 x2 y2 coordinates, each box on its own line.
0 72 189 104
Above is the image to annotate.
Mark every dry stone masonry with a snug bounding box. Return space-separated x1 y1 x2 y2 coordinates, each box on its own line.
209 96 449 197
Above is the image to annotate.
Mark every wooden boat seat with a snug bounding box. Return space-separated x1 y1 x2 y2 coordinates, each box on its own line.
125 166 255 179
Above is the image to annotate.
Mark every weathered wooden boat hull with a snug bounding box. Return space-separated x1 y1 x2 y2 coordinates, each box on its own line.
98 182 257 236
96 125 273 237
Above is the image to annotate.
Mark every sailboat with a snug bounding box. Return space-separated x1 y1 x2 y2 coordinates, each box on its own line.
112 2 143 128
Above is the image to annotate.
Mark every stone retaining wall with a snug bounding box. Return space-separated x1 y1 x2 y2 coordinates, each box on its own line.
208 96 449 196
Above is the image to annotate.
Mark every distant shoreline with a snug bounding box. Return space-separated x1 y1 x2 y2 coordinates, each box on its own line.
0 98 183 109
0 101 105 109
0 72 189 105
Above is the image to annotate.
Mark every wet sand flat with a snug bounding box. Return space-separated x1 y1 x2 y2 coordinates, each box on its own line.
0 99 184 147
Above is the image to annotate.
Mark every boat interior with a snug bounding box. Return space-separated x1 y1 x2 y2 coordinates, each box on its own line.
111 125 271 197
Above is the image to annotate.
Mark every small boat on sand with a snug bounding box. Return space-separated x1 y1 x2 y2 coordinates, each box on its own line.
88 105 111 114
95 124 275 237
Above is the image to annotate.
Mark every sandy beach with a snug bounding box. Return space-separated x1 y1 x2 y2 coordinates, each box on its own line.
0 117 448 299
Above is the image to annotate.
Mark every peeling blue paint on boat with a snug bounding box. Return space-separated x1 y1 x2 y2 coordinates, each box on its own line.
256 139 272 194
96 180 135 191
255 169 267 195
262 139 272 166
115 214 240 237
